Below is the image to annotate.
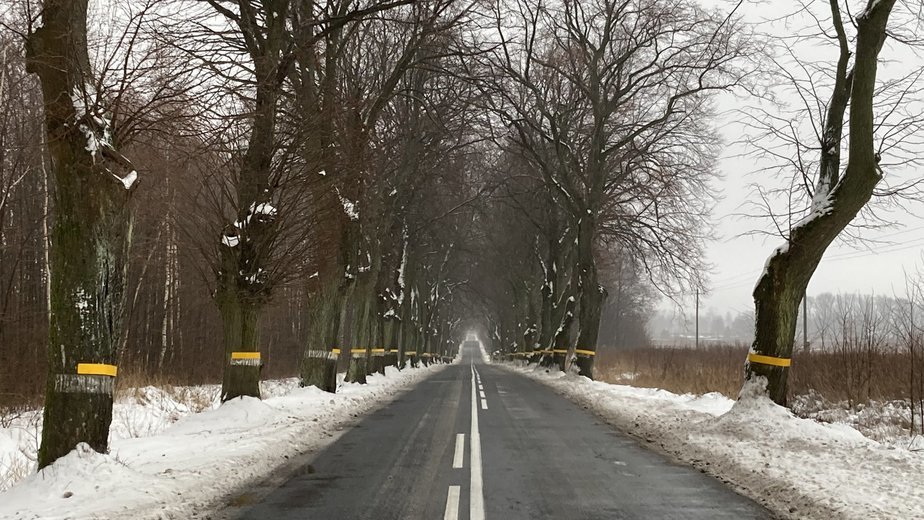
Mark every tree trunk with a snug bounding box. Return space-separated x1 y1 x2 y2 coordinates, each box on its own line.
219 288 262 401
575 215 602 378
27 0 136 469
345 350 368 383
301 349 338 393
746 0 895 405
300 280 339 392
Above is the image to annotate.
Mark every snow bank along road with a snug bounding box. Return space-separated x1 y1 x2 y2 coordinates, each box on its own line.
226 344 769 519
0 366 446 519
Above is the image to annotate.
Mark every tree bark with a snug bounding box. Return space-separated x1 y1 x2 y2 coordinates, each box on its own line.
26 0 135 468
218 287 263 401
575 215 603 378
300 280 340 392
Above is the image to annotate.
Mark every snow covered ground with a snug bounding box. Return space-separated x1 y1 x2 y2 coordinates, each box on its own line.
504 362 924 520
0 364 446 519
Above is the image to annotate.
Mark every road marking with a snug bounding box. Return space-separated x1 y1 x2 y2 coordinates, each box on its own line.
481 398 488 410
479 390 486 399
470 363 485 520
453 433 465 468
444 485 461 520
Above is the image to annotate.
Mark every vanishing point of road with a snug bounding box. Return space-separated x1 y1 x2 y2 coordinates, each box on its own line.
228 344 771 519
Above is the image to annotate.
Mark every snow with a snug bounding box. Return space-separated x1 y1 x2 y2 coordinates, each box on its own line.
755 242 789 290
504 364 924 520
74 289 90 312
120 170 138 190
342 199 359 220
221 234 239 248
251 202 276 217
0 365 446 519
337 192 359 221
397 230 408 305
243 268 265 284
79 124 100 158
233 202 277 230
72 85 115 164
71 85 91 118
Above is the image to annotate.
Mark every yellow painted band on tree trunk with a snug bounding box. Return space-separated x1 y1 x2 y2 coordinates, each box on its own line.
404 351 417 355
76 363 118 377
552 349 567 354
331 348 341 354
389 349 399 353
371 348 386 353
574 349 596 357
231 352 260 360
747 353 792 367
350 348 367 354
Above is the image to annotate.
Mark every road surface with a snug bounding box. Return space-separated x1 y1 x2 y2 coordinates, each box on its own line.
228 344 771 519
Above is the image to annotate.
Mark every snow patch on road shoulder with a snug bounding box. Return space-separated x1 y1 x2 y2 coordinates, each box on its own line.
503 363 924 520
0 365 445 519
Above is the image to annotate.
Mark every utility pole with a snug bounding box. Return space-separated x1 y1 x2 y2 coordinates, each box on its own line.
695 289 699 349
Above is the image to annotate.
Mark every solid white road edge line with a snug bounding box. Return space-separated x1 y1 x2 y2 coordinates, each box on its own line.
471 363 486 520
444 485 461 520
453 433 465 469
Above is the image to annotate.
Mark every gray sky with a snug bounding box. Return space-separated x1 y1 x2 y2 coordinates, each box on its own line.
667 0 924 319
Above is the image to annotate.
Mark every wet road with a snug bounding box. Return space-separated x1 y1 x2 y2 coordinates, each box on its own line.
229 345 771 519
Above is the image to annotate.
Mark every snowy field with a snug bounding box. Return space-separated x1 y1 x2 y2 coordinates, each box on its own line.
504 362 924 520
0 364 447 519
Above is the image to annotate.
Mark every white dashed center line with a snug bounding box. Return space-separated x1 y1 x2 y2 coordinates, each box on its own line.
443 485 460 520
453 433 465 469
470 363 485 520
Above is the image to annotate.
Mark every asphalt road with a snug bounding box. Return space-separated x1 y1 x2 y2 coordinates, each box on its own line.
230 345 771 520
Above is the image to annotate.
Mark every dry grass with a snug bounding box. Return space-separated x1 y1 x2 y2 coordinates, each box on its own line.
596 345 919 404
2 362 298 412
596 345 747 397
114 367 218 413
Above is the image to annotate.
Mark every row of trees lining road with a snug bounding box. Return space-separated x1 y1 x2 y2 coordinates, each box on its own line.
1 0 919 469
467 0 756 377
4 0 479 469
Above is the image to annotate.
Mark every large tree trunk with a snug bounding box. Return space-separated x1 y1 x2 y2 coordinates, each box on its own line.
218 285 263 401
746 0 894 405
574 216 603 378
300 279 340 392
26 0 136 468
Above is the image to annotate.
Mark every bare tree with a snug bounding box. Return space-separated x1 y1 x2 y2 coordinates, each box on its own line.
744 0 916 404
488 0 752 377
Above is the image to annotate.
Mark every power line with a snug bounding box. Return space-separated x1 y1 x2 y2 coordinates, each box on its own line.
709 235 924 290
